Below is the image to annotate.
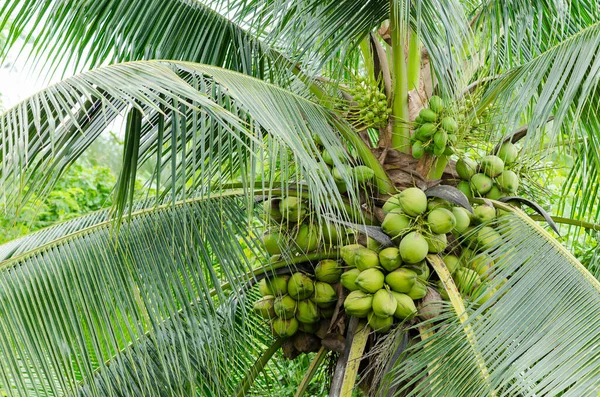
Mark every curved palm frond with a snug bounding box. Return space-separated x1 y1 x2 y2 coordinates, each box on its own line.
1 60 381 225
0 194 287 396
383 204 600 396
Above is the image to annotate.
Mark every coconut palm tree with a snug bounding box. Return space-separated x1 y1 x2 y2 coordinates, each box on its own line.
1 1 600 396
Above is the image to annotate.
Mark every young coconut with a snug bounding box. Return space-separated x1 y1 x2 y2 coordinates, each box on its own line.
455 268 482 295
474 205 496 224
344 290 373 317
279 196 306 222
497 142 518 164
294 223 320 252
427 208 457 234
379 247 402 272
477 227 503 251
442 254 461 273
296 300 320 324
481 155 505 177
310 282 338 308
262 231 284 255
258 278 273 296
340 244 364 266
496 170 519 193
470 173 493 195
272 317 299 338
456 158 478 180
452 207 471 233
457 180 473 198
372 288 398 318
274 295 297 319
382 212 412 238
408 260 430 281
407 280 428 300
385 268 417 293
426 233 448 254
428 95 444 112
391 292 417 319
298 321 319 334
314 260 342 283
368 312 394 333
267 275 290 296
353 165 375 183
485 185 504 200
354 247 380 271
382 194 402 213
253 296 276 319
399 232 430 263
398 188 428 217
340 269 361 291
470 253 494 278
288 273 314 300
355 268 385 294
263 199 283 222
320 222 340 244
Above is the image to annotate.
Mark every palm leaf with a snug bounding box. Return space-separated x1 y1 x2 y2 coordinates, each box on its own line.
0 194 285 396
384 203 600 395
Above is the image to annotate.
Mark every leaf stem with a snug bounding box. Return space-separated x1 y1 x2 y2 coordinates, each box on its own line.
236 338 284 397
389 1 410 153
407 30 421 91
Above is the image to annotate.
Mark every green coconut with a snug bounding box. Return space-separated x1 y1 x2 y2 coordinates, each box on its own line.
391 292 417 319
426 233 448 254
294 223 320 252
485 185 504 200
332 165 352 184
322 147 347 166
379 247 402 272
263 199 283 222
441 116 458 133
427 208 457 234
267 275 290 296
274 295 297 319
399 232 430 263
382 212 412 238
262 231 284 255
420 108 438 122
272 317 299 338
279 196 306 222
452 207 471 233
368 312 394 333
386 268 417 293
427 198 451 211
340 244 364 267
340 269 361 291
433 130 448 150
365 236 382 252
470 173 493 195
412 141 425 159
353 165 375 183
415 123 437 140
457 180 473 198
408 260 430 281
382 194 402 213
320 222 340 244
344 290 373 317
442 254 461 273
472 285 497 305
398 188 428 217
288 273 314 300
372 289 397 318
496 170 519 193
355 247 380 271
436 281 450 300
258 278 273 296
455 268 482 294
407 280 428 300
474 204 497 224
481 155 505 177
477 227 503 251
456 158 477 180
296 300 320 323
253 296 276 319
355 268 385 294
315 260 342 283
497 142 518 164
470 253 494 278
310 281 338 308
428 95 444 113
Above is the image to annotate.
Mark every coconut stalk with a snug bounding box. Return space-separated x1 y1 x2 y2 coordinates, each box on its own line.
236 338 284 397
389 0 410 153
294 347 328 397
407 30 421 91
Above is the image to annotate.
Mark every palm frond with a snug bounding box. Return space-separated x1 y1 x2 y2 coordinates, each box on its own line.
1 60 372 225
384 204 600 395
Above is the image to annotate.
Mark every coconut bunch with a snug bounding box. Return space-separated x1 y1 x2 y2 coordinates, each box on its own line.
318 147 376 194
455 142 520 200
346 78 391 128
434 202 507 305
253 264 342 357
411 95 459 158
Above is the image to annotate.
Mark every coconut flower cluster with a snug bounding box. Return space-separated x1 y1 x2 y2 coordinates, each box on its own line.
411 96 459 158
346 78 392 128
253 264 341 357
456 142 520 199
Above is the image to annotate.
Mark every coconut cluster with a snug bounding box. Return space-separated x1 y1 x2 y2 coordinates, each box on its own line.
455 142 520 199
347 79 392 128
411 96 459 158
319 147 376 194
253 263 341 357
434 203 507 304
